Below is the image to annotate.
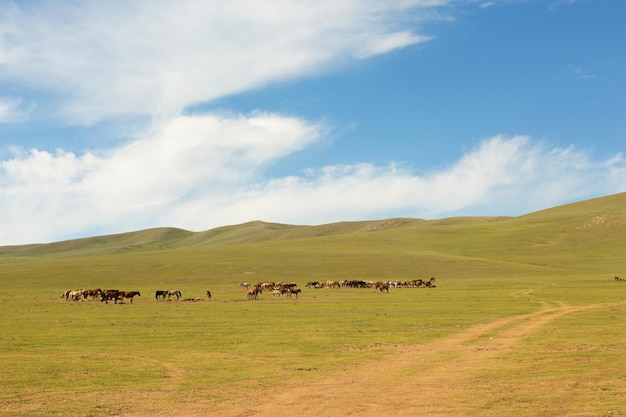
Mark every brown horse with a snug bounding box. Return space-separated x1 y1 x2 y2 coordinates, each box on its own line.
120 291 141 303
287 288 301 298
101 289 122 304
84 289 103 300
247 287 262 300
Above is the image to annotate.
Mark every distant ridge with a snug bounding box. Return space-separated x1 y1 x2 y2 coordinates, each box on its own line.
1 192 625 259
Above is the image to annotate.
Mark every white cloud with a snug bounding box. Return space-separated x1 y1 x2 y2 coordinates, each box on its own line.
0 112 325 244
0 0 443 124
1 124 624 245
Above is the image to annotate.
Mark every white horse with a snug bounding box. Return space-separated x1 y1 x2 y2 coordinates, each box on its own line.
239 282 250 290
166 290 182 300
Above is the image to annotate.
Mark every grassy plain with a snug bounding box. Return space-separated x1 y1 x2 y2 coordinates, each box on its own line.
1 193 626 416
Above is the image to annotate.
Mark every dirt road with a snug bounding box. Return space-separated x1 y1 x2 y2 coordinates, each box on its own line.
131 292 623 417
206 295 623 417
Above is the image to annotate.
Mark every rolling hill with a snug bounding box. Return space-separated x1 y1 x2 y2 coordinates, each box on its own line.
1 192 625 276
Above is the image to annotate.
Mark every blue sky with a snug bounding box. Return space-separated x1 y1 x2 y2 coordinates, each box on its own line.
0 0 624 245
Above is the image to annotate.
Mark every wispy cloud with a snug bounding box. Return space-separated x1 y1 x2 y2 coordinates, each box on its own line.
0 97 32 123
565 65 597 80
1 122 624 245
550 0 577 11
0 0 443 125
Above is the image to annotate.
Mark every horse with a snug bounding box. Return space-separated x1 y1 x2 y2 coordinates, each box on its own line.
375 282 390 293
120 291 141 303
101 289 122 304
166 290 182 300
206 289 212 299
247 287 262 300
615 276 625 282
155 290 168 301
287 288 301 298
239 282 250 290
67 289 85 301
84 289 102 300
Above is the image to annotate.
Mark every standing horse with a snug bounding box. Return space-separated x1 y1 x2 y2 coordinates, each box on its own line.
167 290 182 300
68 289 85 301
247 287 262 300
120 291 141 303
84 289 103 300
155 290 168 301
239 282 250 290
287 288 301 298
101 289 122 304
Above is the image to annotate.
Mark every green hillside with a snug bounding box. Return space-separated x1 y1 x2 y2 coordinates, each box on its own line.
0 193 626 279
1 193 625 280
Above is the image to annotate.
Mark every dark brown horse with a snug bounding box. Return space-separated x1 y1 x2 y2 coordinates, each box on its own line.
101 289 122 304
287 288 301 298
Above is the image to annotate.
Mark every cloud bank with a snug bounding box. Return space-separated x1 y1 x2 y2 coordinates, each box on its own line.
2 120 625 245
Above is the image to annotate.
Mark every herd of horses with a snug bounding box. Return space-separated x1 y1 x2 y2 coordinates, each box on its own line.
61 277 438 304
61 288 213 303
61 289 142 304
239 277 437 298
243 281 302 299
303 277 436 290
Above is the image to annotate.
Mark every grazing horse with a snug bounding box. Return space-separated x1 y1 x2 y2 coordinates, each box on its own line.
101 289 122 304
375 282 390 293
239 282 250 290
425 277 437 288
206 289 212 299
615 276 625 282
155 290 168 301
120 291 141 303
84 289 102 300
166 290 182 300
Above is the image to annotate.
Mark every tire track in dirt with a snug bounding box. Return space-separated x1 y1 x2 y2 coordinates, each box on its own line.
220 293 626 417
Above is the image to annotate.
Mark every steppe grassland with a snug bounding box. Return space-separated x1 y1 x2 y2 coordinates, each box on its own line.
1 200 626 415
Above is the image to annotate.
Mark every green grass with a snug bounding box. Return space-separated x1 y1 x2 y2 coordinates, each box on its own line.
1 192 626 415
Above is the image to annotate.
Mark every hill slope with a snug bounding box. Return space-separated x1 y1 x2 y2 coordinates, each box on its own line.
1 192 625 268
